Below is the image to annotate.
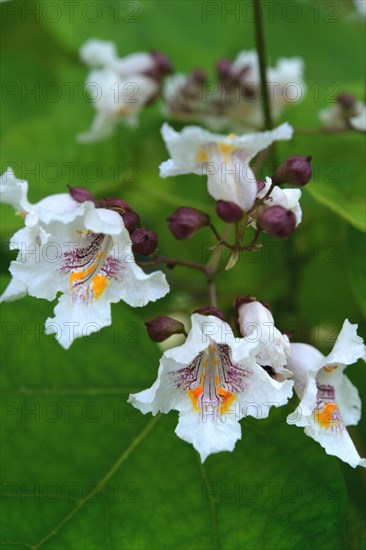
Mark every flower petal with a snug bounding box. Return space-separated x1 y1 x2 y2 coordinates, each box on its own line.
45 292 112 349
175 410 242 462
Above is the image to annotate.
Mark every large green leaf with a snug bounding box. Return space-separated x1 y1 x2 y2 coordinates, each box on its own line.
1 294 349 549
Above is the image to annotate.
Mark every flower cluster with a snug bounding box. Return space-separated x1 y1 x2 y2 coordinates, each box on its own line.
2 35 365 472
130 303 365 467
162 50 306 131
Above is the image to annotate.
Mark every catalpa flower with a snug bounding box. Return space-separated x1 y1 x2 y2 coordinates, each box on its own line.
78 39 172 142
286 320 366 468
0 169 169 349
159 122 293 211
129 312 293 462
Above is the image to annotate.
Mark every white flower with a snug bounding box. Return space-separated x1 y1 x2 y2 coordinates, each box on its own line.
129 313 293 462
250 176 302 228
236 299 291 377
1 169 169 349
319 101 366 132
286 320 366 468
80 39 156 76
159 122 293 212
350 103 366 132
78 39 159 142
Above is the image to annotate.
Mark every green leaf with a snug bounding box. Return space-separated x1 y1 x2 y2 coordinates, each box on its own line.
346 226 366 317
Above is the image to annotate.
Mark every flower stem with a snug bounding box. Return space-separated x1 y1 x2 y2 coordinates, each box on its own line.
253 0 273 131
207 278 218 308
139 255 207 273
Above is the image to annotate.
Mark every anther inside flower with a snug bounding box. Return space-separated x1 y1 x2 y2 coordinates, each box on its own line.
129 313 293 462
286 320 366 468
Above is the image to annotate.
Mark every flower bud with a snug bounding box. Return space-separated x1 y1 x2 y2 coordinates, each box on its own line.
257 206 296 238
102 197 131 211
145 316 185 343
272 155 312 187
216 200 243 223
68 186 98 205
167 207 210 240
193 306 226 322
216 58 232 80
189 69 207 83
150 51 173 77
131 229 158 256
337 92 356 109
122 210 139 233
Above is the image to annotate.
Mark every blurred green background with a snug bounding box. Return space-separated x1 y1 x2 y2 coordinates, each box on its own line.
1 1 365 548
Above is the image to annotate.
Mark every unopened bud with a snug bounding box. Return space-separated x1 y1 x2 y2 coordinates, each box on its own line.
189 69 207 83
193 306 225 322
145 316 185 343
216 200 243 223
167 207 210 240
102 197 131 211
216 58 232 80
131 229 158 256
272 155 312 187
337 93 356 109
68 186 98 205
102 197 139 233
151 51 173 76
258 206 296 238
122 210 139 233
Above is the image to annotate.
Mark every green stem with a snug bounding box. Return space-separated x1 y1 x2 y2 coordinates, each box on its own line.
253 0 273 131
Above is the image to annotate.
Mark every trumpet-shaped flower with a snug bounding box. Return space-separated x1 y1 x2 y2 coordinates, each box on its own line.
1 169 169 349
78 39 171 142
159 122 293 211
129 313 293 462
286 320 366 468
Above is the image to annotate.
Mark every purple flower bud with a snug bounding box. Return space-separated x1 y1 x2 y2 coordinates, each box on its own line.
68 186 98 205
216 58 232 80
258 206 296 238
145 316 185 343
193 306 226 322
122 210 140 233
167 207 210 240
189 69 207 83
272 156 312 187
102 197 131 211
216 200 243 223
337 92 356 109
131 229 158 256
151 51 173 76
